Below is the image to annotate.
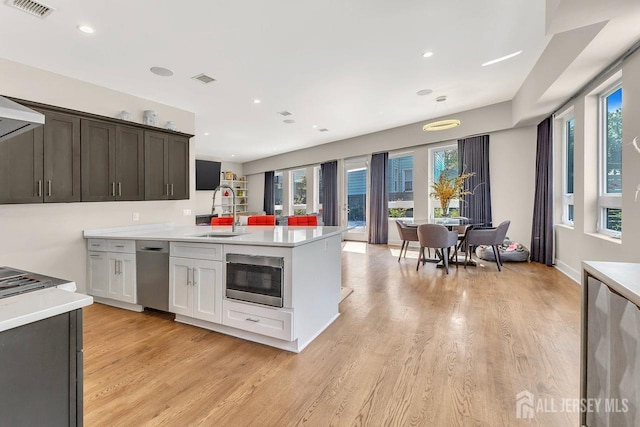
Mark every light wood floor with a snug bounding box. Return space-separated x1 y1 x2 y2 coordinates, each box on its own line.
83 244 581 426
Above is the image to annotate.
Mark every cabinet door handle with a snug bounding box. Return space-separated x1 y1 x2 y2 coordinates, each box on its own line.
166 184 169 196
193 268 197 286
89 254 101 258
170 184 174 196
245 317 260 323
187 268 192 286
47 180 52 197
114 260 118 275
37 180 42 197
118 182 122 196
114 245 125 248
111 182 115 197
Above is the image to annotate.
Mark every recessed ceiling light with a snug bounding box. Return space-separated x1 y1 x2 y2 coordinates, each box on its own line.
318 128 329 132
416 89 433 96
422 51 434 58
423 119 461 131
482 50 523 67
312 125 318 128
204 132 209 136
78 25 94 34
231 154 236 157
278 111 293 116
436 95 447 102
253 99 261 104
283 119 296 124
150 66 173 77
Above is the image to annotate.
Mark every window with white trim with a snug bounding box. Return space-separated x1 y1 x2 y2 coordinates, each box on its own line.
562 114 575 225
388 153 414 218
598 84 622 237
274 171 283 215
291 169 307 215
313 166 323 214
431 145 459 218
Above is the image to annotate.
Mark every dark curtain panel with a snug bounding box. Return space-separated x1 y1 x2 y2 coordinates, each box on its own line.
368 152 388 244
263 171 275 215
321 161 339 226
531 117 554 266
458 135 492 225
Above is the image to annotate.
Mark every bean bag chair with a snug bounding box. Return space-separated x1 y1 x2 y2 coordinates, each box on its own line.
475 238 530 262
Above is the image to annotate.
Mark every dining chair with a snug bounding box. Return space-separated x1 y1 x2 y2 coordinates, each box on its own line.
416 224 459 274
210 217 233 226
288 215 318 226
464 220 511 271
247 215 276 225
395 220 421 262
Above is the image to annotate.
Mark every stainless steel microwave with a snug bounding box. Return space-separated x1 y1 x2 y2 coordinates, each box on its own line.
225 254 284 307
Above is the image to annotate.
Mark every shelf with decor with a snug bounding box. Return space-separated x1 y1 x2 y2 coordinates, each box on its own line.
214 178 248 216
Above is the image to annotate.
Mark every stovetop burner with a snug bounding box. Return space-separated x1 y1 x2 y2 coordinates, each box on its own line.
0 267 56 299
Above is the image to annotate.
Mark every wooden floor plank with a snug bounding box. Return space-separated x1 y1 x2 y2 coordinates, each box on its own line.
83 244 581 426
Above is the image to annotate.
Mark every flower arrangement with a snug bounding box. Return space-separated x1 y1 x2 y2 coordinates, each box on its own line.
430 172 475 216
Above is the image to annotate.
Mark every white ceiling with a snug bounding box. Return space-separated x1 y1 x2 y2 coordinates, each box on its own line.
1 0 552 162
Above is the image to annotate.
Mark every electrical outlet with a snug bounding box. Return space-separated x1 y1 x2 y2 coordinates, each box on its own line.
132 212 139 221
183 209 192 216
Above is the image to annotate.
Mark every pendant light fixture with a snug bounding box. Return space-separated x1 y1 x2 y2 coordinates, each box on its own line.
423 96 461 131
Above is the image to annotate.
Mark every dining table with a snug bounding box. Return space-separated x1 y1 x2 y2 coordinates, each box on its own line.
401 217 490 267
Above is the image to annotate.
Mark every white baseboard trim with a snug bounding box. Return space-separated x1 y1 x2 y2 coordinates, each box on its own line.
92 296 144 312
554 260 580 284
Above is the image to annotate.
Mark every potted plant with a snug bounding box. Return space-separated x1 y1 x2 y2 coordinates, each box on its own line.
430 172 475 217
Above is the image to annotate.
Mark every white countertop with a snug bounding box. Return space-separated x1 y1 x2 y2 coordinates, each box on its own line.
84 223 348 247
0 287 93 333
583 261 640 306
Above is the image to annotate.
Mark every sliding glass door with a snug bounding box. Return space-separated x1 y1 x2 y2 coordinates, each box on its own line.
343 157 368 241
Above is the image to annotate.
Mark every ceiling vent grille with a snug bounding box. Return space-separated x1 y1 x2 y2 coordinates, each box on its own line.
318 128 329 132
278 111 293 117
191 73 216 84
5 0 54 18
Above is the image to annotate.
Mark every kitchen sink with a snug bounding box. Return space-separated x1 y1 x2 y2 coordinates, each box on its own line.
193 232 246 238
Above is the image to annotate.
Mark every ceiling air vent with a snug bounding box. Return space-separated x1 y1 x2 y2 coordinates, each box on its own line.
278 111 293 117
191 73 216 84
318 128 329 132
5 0 55 18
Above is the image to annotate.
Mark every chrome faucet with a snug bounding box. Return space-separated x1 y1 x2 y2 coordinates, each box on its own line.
212 184 236 231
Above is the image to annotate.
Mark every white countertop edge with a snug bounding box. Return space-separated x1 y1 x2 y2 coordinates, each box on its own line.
0 288 93 333
582 261 640 307
84 225 349 247
83 222 175 237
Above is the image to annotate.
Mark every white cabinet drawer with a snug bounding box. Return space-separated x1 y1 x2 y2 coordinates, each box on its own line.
222 299 293 341
170 242 223 261
87 239 107 252
107 239 136 254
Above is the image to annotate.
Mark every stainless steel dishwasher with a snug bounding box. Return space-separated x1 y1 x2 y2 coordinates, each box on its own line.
136 240 169 311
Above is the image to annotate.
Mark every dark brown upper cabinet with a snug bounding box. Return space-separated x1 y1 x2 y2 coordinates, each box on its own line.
43 111 81 203
0 126 44 204
1 97 191 205
115 126 144 201
81 121 144 202
0 109 80 204
145 132 189 200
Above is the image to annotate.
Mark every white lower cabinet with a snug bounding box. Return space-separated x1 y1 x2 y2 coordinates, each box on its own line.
222 299 293 341
87 245 136 304
107 253 136 304
169 257 222 324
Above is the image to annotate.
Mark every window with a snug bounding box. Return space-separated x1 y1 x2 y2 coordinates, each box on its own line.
314 166 323 214
432 146 459 217
291 169 307 215
599 84 622 236
274 171 283 215
388 153 414 218
562 115 575 225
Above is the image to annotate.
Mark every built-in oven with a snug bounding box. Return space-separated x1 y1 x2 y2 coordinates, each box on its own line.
225 254 284 307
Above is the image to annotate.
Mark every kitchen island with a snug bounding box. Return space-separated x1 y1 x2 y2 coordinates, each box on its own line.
83 223 347 352
0 273 93 426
